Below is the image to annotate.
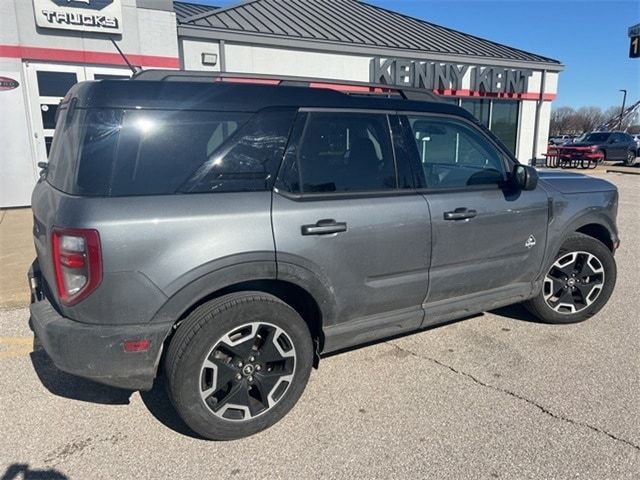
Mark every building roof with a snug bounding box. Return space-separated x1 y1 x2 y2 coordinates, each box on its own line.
176 0 561 66
174 1 220 24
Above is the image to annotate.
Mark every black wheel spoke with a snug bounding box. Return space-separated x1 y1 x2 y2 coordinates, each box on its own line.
256 327 287 364
557 287 576 306
218 338 254 360
218 382 251 410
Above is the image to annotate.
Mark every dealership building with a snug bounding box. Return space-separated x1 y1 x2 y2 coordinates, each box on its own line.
1 0 562 208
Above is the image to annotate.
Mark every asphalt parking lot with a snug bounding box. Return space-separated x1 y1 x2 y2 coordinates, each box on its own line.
0 173 638 480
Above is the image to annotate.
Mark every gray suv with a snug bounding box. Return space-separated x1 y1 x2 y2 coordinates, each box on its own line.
29 75 619 440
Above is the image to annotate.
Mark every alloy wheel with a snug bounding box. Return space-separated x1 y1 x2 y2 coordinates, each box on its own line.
199 322 296 421
543 251 605 314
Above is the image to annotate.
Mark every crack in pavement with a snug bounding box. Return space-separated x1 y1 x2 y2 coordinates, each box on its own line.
387 341 640 453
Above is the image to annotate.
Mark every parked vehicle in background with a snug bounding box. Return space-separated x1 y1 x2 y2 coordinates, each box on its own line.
632 134 640 154
29 74 620 440
567 131 637 166
549 135 574 146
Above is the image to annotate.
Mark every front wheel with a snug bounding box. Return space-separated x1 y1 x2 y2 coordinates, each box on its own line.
524 233 616 324
164 292 313 440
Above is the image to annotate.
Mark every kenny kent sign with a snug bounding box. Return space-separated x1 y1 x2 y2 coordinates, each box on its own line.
33 0 123 34
371 57 533 95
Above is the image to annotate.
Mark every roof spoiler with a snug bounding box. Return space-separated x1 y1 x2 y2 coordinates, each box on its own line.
131 70 440 102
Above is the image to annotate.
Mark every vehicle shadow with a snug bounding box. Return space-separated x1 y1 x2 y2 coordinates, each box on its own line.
0 464 68 480
30 347 133 405
489 303 543 323
139 375 203 440
30 345 202 439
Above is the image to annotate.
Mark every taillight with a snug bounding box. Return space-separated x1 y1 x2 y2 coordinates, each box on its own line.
52 228 102 306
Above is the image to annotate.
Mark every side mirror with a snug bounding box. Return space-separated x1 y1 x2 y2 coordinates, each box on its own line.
512 164 538 191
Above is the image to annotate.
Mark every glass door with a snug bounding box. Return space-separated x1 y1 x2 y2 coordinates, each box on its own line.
24 63 132 179
24 63 85 175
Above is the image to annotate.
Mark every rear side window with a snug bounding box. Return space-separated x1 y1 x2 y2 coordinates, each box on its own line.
180 109 296 193
47 107 294 196
282 112 397 193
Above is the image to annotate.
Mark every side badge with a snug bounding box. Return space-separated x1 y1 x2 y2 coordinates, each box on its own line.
525 235 536 249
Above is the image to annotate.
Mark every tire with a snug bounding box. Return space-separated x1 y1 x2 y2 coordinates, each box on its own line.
524 233 616 324
165 292 313 440
624 149 635 166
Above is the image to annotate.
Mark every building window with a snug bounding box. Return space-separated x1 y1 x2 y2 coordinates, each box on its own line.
491 100 519 154
461 98 490 127
36 71 78 97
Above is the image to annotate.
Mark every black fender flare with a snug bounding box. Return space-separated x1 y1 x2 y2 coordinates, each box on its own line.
149 252 338 327
535 210 618 285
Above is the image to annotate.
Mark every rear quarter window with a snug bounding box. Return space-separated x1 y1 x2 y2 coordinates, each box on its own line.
47 107 294 196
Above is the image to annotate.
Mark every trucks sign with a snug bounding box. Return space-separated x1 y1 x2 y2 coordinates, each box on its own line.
33 0 123 34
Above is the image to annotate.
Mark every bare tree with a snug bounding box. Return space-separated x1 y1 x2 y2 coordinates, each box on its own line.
550 107 575 136
573 107 607 132
551 105 639 136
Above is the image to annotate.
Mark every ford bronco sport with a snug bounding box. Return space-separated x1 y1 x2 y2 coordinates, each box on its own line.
29 73 619 440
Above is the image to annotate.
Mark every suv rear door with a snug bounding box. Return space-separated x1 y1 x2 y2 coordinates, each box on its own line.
399 114 549 314
272 110 431 349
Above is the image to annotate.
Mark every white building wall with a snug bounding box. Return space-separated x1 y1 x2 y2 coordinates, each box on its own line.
224 43 371 81
516 71 558 162
516 100 537 161
181 39 221 71
1 0 178 207
0 57 37 207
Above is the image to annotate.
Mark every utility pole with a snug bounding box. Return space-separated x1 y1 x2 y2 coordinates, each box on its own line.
618 89 627 130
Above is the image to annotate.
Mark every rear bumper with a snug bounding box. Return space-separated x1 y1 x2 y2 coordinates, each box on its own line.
29 297 173 390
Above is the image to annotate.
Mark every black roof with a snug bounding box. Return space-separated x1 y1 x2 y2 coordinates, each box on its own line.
66 80 477 120
177 0 560 66
174 1 219 24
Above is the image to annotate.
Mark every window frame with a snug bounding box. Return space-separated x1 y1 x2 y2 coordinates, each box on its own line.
274 108 418 201
397 111 516 194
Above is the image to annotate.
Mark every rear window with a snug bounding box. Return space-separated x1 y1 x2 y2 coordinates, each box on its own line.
47 107 294 196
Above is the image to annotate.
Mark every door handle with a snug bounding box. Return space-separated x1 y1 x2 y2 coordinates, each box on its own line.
301 219 347 236
443 208 477 221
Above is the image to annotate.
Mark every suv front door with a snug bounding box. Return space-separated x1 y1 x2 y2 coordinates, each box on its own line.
400 114 549 316
272 110 431 351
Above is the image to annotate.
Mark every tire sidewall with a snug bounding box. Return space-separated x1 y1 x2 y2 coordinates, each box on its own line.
168 295 313 440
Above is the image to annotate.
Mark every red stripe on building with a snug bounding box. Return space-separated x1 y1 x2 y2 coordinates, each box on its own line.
434 88 556 101
0 45 179 68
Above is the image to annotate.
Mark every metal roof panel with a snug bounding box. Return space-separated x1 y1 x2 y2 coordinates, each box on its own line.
179 0 561 65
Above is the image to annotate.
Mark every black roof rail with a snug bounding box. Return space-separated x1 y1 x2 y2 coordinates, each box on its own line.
131 70 440 102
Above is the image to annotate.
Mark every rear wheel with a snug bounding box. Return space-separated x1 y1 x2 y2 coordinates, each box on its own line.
524 233 616 324
165 292 313 440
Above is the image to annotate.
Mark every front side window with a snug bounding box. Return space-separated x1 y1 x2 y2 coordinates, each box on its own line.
286 112 397 193
405 116 506 189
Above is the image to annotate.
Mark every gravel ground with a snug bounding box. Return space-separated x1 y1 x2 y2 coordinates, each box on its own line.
0 173 638 480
